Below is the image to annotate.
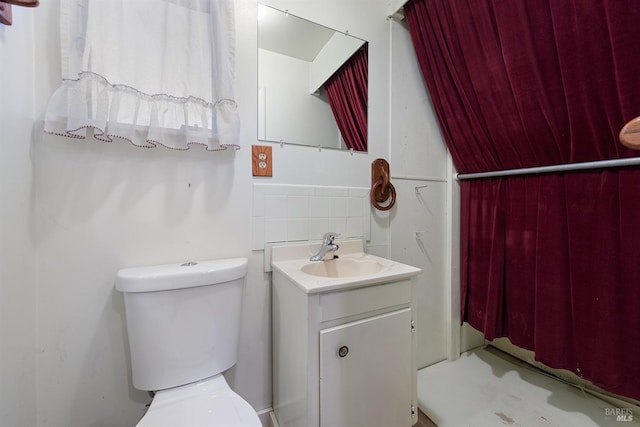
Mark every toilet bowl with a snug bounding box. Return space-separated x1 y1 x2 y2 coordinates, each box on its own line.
116 258 261 427
137 375 260 427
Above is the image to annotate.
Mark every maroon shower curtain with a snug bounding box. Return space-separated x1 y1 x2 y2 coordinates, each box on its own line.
405 0 640 400
323 45 368 152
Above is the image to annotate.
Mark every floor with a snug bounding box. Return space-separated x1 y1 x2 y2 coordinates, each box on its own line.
417 347 639 427
417 409 437 427
268 408 436 427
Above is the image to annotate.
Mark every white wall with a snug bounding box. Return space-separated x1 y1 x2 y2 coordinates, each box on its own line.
0 1 457 426
29 0 392 426
387 19 484 367
0 7 37 427
388 19 450 369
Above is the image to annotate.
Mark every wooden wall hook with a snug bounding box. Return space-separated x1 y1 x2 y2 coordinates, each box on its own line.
371 159 396 211
620 116 640 150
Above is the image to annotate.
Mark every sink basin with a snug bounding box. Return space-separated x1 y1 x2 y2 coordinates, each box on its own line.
301 258 384 278
270 239 421 293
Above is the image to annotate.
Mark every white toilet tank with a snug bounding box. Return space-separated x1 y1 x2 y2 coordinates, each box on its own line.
115 258 248 391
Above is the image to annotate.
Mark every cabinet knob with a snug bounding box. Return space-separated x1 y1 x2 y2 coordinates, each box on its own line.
338 346 349 358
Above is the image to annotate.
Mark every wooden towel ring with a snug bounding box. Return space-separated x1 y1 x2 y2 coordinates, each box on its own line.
371 159 396 211
619 116 640 150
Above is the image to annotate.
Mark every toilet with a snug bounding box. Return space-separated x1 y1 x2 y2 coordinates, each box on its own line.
115 258 261 427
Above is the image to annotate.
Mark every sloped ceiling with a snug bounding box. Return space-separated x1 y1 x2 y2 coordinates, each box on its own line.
258 5 335 62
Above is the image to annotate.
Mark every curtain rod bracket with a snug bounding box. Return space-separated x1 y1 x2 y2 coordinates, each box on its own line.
387 7 405 21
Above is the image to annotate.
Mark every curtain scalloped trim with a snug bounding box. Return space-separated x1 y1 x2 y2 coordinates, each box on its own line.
44 71 239 151
43 127 240 152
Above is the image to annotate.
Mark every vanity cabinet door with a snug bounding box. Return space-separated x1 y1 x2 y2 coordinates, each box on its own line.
319 308 413 427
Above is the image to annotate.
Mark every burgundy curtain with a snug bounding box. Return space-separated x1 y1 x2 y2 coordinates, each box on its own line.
323 45 368 152
405 0 640 400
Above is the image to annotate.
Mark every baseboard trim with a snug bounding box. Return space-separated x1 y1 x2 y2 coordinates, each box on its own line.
256 408 279 427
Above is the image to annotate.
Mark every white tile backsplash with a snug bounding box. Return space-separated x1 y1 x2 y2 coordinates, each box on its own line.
252 183 371 250
346 217 363 237
286 196 309 218
349 188 369 198
286 218 309 241
265 219 288 242
315 187 350 197
308 197 330 218
308 218 331 240
265 195 288 218
347 197 363 217
328 218 346 235
329 197 347 218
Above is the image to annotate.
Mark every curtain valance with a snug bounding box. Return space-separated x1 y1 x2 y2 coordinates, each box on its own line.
44 0 239 151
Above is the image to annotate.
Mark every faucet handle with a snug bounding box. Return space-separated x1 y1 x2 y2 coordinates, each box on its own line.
322 232 340 244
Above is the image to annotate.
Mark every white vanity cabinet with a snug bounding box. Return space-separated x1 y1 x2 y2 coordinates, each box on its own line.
272 272 418 427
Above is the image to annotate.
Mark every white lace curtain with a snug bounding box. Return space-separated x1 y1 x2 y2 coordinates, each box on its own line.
44 0 239 151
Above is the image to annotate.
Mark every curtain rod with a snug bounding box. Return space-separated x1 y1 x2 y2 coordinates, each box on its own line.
456 157 640 180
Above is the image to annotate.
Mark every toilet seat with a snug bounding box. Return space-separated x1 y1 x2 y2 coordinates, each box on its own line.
136 375 261 427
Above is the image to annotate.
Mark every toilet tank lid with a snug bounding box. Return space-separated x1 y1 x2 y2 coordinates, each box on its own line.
115 258 248 293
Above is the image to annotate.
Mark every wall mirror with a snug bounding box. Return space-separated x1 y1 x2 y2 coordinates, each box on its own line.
257 4 369 152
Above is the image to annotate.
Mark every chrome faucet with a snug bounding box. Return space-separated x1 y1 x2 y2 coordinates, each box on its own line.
310 232 340 261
